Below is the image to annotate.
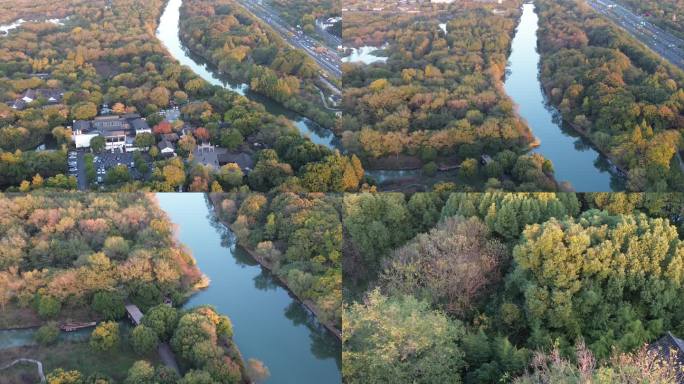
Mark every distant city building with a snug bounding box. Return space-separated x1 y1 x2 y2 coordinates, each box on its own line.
72 114 151 151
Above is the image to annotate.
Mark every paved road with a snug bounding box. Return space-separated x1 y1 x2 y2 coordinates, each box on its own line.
315 18 342 49
236 0 342 80
158 342 180 374
587 0 684 70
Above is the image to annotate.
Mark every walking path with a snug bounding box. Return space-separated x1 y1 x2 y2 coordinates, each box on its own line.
317 87 341 112
0 358 46 383
158 342 180 374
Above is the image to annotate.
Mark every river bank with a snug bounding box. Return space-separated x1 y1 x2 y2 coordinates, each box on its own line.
174 0 336 130
504 3 619 191
157 193 341 384
207 194 342 341
156 0 339 151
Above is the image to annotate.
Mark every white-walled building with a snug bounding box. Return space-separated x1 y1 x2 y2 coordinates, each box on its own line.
72 114 151 151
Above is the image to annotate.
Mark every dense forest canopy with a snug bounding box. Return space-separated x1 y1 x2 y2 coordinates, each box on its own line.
0 193 202 319
341 1 559 191
536 0 684 191
0 0 89 24
343 192 684 383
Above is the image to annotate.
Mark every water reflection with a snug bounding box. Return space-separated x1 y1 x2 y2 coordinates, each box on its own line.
0 17 69 36
156 193 341 384
283 303 342 370
0 323 125 350
504 3 622 191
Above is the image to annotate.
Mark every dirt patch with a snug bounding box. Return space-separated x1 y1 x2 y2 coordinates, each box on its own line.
0 303 100 330
365 154 423 170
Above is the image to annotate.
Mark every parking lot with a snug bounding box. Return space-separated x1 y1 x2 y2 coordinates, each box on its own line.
69 150 150 188
68 151 86 190
97 152 149 183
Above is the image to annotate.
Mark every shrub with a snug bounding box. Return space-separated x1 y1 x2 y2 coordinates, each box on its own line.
422 161 438 176
131 325 159 355
36 295 61 319
47 369 84 384
91 291 125 320
35 321 60 345
90 321 120 352
125 360 155 384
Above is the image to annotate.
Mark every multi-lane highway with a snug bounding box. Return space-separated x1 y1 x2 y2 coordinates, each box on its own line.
236 0 342 81
316 18 342 49
587 0 684 71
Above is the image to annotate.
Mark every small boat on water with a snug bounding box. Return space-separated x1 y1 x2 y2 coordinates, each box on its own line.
59 321 97 332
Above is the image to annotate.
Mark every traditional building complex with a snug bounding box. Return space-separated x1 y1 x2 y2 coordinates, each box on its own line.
72 114 152 151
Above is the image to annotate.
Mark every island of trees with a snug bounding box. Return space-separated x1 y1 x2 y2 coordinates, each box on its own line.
343 191 684 383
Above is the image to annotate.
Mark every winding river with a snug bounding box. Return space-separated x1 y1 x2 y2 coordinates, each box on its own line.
157 193 341 384
156 0 338 149
505 3 623 191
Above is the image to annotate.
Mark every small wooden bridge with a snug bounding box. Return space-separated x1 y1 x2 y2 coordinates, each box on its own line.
125 303 144 325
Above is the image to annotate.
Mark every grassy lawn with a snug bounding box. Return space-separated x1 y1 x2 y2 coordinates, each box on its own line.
0 361 41 384
0 325 160 382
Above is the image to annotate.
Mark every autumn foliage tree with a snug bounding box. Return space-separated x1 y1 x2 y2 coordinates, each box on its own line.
509 210 684 357
153 121 173 135
380 216 506 316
